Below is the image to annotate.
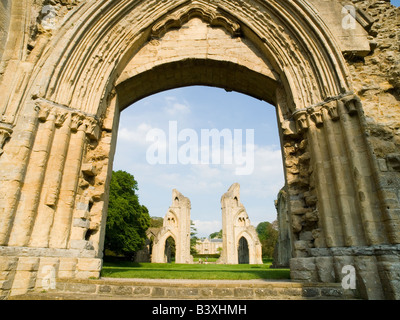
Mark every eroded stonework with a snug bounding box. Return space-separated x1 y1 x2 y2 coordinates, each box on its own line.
218 183 263 265
0 0 399 299
151 190 193 264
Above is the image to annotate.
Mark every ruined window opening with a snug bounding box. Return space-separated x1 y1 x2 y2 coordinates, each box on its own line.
238 236 249 264
164 236 176 263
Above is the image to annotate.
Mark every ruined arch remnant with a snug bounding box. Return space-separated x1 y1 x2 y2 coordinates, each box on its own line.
219 183 263 265
0 0 399 299
151 189 193 264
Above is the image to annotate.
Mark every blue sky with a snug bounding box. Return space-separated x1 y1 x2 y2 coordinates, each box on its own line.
112 1 399 238
113 86 284 238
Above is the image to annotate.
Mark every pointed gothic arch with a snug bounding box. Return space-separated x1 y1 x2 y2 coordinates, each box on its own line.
238 236 249 265
0 0 399 299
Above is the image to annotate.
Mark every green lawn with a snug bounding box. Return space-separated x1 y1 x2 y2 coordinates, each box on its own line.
101 260 290 280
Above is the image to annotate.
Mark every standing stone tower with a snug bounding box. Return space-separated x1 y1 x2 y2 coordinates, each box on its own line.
151 189 193 264
219 183 263 265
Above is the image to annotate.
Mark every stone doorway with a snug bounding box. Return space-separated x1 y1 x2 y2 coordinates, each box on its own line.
0 0 399 300
238 237 249 265
113 85 280 266
164 236 176 264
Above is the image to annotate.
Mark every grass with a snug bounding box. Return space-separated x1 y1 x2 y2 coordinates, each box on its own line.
101 259 290 281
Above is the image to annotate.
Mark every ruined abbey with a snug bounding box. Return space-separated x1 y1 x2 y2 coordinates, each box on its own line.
0 0 399 299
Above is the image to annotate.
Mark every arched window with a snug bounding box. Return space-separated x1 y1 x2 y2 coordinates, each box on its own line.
238 237 249 264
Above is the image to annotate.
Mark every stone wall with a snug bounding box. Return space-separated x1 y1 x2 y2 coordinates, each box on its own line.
14 277 356 300
195 238 223 256
0 0 399 300
273 187 293 268
346 1 400 233
218 184 263 265
151 190 193 264
0 0 11 61
270 1 400 300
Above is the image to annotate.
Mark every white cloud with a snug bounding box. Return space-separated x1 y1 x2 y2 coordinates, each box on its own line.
118 123 153 146
193 220 222 238
164 96 191 115
113 87 285 229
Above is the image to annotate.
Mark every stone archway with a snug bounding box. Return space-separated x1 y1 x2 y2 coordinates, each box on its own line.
150 189 193 264
0 0 399 299
238 237 249 265
219 183 263 265
164 236 176 264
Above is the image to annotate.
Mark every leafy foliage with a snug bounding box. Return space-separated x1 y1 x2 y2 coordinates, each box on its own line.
150 216 163 228
105 170 150 259
256 221 278 258
209 229 222 239
190 221 198 255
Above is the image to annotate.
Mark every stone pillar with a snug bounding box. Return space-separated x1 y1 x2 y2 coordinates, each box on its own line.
0 99 105 298
0 103 40 245
172 190 193 264
320 104 365 246
0 124 12 156
7 106 58 247
219 183 263 265
295 109 344 249
288 94 400 300
29 112 73 248
337 96 388 245
151 189 193 264
48 115 87 249
273 187 293 268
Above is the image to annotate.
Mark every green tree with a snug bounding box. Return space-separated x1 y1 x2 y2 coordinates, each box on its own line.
209 229 222 239
190 221 198 255
105 170 150 259
150 216 163 228
256 221 278 258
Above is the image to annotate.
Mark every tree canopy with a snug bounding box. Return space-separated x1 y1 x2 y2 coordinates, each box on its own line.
105 170 150 259
209 229 222 239
190 221 198 255
256 221 278 258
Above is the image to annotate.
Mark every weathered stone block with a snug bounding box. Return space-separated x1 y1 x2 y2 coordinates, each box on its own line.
114 286 132 295
133 286 151 296
321 287 343 298
302 287 320 298
0 279 13 290
151 287 165 297
290 257 318 282
316 257 335 283
75 271 100 279
65 282 97 293
16 257 40 271
254 288 278 297
70 240 94 250
73 218 90 229
70 227 88 240
234 288 254 298
213 288 234 297
94 285 109 294
76 258 102 272
0 257 17 271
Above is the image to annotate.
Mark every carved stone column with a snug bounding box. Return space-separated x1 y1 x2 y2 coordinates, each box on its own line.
48 114 88 249
7 105 59 247
337 95 389 245
0 124 12 156
0 103 40 245
29 112 72 248
289 94 400 299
